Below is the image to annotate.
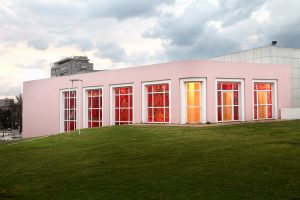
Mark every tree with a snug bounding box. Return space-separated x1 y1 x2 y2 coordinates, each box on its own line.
0 94 22 133
15 94 23 133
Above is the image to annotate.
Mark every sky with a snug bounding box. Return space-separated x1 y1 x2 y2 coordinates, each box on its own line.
1 0 300 98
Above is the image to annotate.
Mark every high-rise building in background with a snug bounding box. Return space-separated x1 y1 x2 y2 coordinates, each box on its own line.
51 56 94 77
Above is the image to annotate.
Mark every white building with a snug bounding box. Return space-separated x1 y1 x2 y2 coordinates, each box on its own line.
209 42 300 108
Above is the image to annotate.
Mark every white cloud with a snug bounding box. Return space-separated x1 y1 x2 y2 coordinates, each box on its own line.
0 0 300 97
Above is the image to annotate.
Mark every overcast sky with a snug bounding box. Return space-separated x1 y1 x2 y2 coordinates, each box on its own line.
1 0 300 98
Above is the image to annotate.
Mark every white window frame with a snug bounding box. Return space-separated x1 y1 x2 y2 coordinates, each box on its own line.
215 79 245 122
60 88 79 132
83 86 104 128
142 80 172 124
110 83 134 126
252 80 278 120
180 78 207 124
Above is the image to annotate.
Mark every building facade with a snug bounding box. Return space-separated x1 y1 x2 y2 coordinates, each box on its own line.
209 44 300 108
23 61 291 138
51 56 94 77
0 98 14 110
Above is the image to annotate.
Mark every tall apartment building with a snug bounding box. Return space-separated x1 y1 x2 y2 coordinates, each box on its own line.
209 42 300 108
51 56 94 77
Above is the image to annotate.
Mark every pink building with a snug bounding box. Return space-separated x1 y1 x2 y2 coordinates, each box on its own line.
23 60 291 138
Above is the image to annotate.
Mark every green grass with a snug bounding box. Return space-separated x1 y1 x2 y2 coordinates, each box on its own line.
0 120 300 200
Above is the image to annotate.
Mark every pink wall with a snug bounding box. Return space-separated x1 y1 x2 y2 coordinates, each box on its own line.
23 60 291 138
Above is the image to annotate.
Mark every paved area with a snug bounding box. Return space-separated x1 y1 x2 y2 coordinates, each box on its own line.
0 131 22 142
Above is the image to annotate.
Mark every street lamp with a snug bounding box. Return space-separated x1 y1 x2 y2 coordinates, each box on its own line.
70 79 83 135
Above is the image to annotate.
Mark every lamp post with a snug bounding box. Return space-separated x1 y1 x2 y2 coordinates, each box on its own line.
70 79 83 135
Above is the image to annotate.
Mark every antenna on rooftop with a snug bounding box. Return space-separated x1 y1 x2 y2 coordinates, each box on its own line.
272 41 277 46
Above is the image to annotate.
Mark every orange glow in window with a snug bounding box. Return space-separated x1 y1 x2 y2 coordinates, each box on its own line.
186 82 201 123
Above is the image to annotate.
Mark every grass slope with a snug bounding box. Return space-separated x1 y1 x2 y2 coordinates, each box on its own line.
0 121 300 200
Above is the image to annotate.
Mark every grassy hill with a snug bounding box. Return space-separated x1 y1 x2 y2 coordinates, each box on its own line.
0 121 300 200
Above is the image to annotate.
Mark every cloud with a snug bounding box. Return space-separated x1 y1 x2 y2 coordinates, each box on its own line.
58 37 94 51
94 42 126 62
1 0 300 98
144 0 300 60
0 76 21 96
87 0 176 20
16 59 49 69
218 0 267 26
27 39 49 51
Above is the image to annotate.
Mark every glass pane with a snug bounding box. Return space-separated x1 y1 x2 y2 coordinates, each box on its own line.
64 98 68 109
165 108 169 122
217 91 221 106
70 91 76 97
64 122 68 131
217 83 221 90
129 95 133 107
148 94 152 107
154 108 164 122
92 109 99 121
64 110 68 120
115 95 119 108
234 106 239 120
258 91 267 105
153 93 164 107
254 91 257 105
186 82 200 91
70 110 76 120
147 85 152 93
120 95 129 107
91 122 99 127
222 83 232 90
267 92 272 104
88 109 92 120
233 83 239 90
223 91 232 105
257 83 271 90
218 107 222 121
119 87 128 94
162 84 169 92
64 91 69 98
258 105 266 119
92 97 99 108
129 109 133 121
233 91 238 105
267 105 272 118
128 87 132 94
115 109 119 121
100 96 102 108
254 105 257 119
223 106 232 121
187 107 200 123
91 90 99 96
120 109 129 121
88 97 92 108
164 93 169 107
153 84 164 92
69 121 75 131
187 91 200 107
100 109 102 121
70 98 75 109
148 108 153 122
88 122 91 128
114 88 120 94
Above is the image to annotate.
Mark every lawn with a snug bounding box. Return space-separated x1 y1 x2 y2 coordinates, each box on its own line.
0 120 300 200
